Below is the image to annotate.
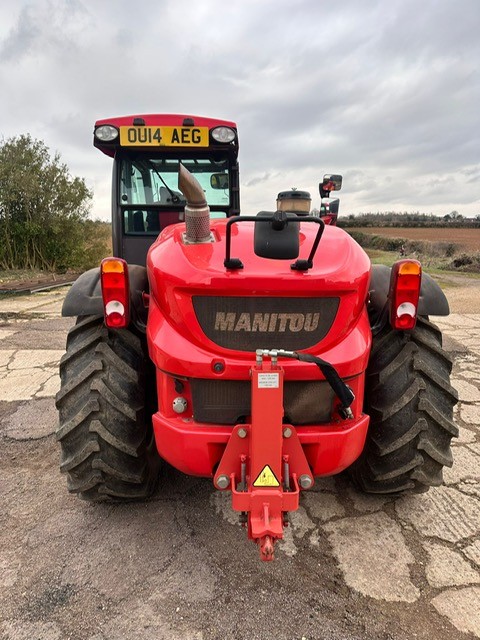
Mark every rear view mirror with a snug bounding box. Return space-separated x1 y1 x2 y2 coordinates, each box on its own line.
210 173 229 190
320 174 342 198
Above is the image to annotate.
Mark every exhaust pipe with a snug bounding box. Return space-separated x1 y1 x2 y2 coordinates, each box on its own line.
178 164 213 244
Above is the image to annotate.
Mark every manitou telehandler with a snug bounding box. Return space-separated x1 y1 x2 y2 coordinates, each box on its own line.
56 114 458 560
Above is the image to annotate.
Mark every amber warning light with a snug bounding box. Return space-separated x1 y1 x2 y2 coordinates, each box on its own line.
389 260 422 330
100 258 130 328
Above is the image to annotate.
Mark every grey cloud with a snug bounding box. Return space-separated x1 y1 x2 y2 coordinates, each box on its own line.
244 172 279 188
0 0 91 61
0 5 39 60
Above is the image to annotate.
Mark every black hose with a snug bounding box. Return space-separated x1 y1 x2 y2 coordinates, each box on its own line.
276 350 355 417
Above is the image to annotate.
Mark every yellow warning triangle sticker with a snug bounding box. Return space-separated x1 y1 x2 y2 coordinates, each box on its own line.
253 465 280 487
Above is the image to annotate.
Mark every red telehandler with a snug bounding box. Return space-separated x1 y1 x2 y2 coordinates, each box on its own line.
56 114 458 560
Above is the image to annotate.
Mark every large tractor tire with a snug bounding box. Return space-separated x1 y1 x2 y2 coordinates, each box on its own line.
352 316 458 494
55 316 160 501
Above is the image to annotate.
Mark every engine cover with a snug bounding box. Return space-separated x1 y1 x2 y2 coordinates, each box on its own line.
146 219 372 377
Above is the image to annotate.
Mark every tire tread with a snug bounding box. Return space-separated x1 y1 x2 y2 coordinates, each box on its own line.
55 316 159 502
352 316 458 494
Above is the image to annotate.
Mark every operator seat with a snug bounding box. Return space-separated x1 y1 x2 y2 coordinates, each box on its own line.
146 209 184 233
132 210 145 232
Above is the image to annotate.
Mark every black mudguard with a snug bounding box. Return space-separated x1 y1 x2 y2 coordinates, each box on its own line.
368 264 449 332
62 265 148 331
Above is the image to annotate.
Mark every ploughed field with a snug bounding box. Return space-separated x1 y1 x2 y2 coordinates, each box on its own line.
352 226 480 251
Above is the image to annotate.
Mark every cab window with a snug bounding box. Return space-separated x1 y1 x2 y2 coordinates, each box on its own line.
120 157 230 208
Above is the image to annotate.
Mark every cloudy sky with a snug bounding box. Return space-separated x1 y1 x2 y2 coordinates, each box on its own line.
1 0 479 220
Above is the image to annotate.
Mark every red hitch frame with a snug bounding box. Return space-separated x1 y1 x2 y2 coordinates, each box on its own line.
214 350 312 561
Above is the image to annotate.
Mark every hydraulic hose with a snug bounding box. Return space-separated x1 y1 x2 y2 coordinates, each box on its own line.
275 350 355 419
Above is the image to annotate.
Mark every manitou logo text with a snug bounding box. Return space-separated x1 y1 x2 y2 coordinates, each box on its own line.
214 312 320 333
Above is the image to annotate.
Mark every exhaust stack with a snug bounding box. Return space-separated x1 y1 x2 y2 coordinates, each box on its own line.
178 164 213 244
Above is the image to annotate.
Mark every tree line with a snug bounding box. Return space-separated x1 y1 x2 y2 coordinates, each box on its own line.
337 211 480 228
0 135 107 272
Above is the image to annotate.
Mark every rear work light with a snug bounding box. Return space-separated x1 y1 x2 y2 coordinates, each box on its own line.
95 125 119 142
100 258 130 328
389 260 422 330
211 126 236 143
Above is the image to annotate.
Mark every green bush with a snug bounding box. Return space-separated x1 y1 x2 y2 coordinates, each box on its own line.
0 135 95 272
450 253 480 272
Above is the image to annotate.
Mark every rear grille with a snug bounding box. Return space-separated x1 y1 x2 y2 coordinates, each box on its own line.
192 296 339 351
191 379 335 425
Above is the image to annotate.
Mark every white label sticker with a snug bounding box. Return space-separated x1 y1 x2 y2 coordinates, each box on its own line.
258 373 279 388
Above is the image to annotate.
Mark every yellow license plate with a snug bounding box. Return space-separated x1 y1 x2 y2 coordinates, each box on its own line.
119 126 209 147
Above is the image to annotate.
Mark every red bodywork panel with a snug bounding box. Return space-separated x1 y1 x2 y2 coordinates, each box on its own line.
152 411 369 477
147 219 372 479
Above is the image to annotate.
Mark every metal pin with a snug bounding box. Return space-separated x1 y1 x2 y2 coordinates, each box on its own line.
298 474 313 489
216 475 230 489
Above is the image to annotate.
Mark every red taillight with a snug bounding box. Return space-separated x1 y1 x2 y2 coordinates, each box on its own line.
100 258 130 328
389 260 422 331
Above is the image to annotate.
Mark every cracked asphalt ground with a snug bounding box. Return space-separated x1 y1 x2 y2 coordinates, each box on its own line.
0 287 479 640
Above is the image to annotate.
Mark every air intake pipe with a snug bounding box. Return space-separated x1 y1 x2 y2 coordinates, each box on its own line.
178 163 213 244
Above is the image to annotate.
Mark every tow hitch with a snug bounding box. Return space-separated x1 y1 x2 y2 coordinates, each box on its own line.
214 349 313 561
